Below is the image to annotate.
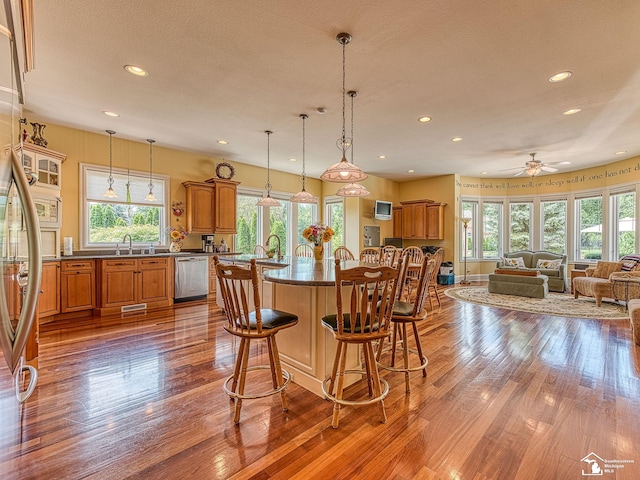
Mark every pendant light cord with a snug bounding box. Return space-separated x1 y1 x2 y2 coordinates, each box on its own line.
301 114 307 189
350 92 354 164
341 39 347 156
265 130 272 194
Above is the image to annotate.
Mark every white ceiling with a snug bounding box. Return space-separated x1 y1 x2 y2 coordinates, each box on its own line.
15 0 640 182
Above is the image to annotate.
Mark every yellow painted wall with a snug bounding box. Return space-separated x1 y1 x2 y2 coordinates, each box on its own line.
396 174 458 267
458 155 640 275
39 122 322 251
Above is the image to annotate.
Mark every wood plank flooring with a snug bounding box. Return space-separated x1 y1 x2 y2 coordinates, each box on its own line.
1 287 640 479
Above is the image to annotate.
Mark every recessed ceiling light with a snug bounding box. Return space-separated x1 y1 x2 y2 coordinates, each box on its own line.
289 158 297 162
562 108 582 115
451 137 463 142
549 71 572 83
407 169 415 173
418 116 432 123
124 65 148 77
378 155 387 159
217 140 228 145
103 110 119 117
481 171 488 175
615 151 627 155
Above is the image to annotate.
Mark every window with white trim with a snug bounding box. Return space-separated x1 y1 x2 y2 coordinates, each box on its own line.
235 187 318 255
81 164 168 248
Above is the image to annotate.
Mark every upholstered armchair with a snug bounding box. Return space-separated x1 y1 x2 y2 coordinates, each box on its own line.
573 259 640 306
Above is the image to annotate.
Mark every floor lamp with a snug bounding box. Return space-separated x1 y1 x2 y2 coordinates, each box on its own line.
460 217 471 285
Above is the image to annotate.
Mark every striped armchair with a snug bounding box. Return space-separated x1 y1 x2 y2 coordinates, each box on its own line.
573 257 640 306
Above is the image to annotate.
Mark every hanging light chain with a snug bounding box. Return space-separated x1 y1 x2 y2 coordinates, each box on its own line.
265 130 272 193
349 91 356 164
301 114 307 189
106 130 116 190
341 38 346 154
147 139 155 190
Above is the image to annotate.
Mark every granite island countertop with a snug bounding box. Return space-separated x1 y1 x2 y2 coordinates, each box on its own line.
262 258 362 286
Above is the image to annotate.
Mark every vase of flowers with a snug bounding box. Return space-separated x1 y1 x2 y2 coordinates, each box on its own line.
302 223 335 262
167 226 188 253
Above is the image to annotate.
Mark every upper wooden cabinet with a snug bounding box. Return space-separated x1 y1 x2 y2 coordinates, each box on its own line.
401 201 427 239
392 207 402 238
13 143 66 192
427 203 445 240
183 179 239 234
400 199 446 240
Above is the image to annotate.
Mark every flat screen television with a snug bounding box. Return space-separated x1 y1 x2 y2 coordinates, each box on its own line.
374 200 393 220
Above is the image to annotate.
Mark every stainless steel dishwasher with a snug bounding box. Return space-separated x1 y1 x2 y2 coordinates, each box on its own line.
174 256 209 302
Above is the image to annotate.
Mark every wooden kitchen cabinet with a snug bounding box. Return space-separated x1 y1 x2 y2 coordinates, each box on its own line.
427 203 446 240
97 257 172 314
392 206 402 238
39 261 60 317
399 199 446 240
183 179 239 234
60 259 96 312
401 201 427 239
13 143 66 192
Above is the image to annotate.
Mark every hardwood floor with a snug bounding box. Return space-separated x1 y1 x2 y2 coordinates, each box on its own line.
2 287 640 479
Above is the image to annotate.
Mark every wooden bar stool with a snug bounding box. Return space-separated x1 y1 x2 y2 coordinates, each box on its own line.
321 258 402 428
333 246 355 260
295 244 313 257
377 255 433 392
213 257 298 424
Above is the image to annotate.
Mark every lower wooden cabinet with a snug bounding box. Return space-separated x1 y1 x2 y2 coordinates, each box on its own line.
61 259 96 313
39 261 61 317
97 256 172 314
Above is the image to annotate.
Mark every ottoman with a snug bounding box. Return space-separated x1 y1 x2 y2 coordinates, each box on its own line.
488 273 549 299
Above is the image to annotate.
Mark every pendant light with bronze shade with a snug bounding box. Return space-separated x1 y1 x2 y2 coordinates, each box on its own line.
104 129 118 198
337 90 369 197
257 130 281 207
290 114 317 204
320 32 368 184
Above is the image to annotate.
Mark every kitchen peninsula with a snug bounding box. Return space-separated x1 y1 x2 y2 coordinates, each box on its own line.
236 256 362 397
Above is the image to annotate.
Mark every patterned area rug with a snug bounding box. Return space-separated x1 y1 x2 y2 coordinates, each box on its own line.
444 287 628 320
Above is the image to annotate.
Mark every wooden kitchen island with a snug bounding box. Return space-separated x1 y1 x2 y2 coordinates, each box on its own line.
262 257 362 397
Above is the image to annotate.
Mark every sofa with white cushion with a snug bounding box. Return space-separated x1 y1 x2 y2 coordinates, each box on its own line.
496 250 567 292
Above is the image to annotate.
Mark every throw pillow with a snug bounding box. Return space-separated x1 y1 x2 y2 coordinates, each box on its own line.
536 258 562 269
503 257 526 268
620 254 640 271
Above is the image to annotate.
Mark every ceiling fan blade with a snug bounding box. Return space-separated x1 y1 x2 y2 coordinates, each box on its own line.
499 166 524 172
547 161 571 166
541 166 558 172
513 170 525 177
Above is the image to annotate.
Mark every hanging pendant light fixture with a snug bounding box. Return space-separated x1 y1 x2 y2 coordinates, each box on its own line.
145 139 157 201
337 90 369 197
257 130 281 207
104 129 118 198
290 114 317 204
320 32 368 184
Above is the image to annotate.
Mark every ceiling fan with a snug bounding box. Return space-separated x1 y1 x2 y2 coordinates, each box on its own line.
508 153 568 177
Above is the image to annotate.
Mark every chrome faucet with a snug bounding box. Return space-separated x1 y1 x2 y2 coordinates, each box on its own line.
122 234 133 255
266 234 282 260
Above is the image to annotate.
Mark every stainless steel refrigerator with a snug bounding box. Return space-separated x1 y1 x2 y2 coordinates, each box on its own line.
0 0 42 403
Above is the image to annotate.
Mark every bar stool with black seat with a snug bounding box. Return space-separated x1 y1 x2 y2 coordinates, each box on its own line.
377 255 433 392
213 257 299 424
321 258 402 428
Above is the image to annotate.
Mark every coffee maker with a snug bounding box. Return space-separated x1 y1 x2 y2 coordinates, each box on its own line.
202 235 214 253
